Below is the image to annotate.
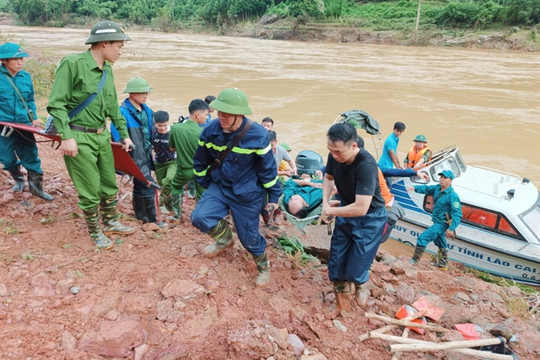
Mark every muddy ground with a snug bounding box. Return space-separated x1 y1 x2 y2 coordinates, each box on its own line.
0 140 539 359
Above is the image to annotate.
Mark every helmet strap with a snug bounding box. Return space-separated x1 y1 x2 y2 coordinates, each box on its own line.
227 115 242 133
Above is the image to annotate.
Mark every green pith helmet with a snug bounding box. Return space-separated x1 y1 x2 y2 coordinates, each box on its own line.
0 43 29 59
123 77 153 93
85 20 131 45
210 88 252 115
414 134 427 142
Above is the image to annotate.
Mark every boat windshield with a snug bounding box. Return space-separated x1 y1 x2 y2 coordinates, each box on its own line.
429 155 461 181
521 195 540 243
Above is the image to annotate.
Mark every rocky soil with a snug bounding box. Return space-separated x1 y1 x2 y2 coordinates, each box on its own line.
0 140 539 359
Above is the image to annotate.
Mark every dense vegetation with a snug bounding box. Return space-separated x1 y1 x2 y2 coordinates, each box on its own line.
0 0 538 33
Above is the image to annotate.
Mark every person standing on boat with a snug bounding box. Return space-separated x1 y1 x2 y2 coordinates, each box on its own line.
0 42 54 201
321 123 387 315
407 170 462 269
378 121 406 174
404 134 432 170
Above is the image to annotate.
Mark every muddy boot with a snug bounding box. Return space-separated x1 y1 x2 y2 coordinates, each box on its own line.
83 207 113 250
100 195 135 236
132 194 148 222
171 193 183 221
144 195 167 229
27 170 54 201
333 281 352 316
354 282 369 306
9 167 25 192
409 246 426 265
433 247 449 270
253 251 270 287
159 186 173 214
202 219 234 257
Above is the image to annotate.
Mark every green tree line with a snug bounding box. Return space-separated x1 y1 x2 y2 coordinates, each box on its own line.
0 0 538 31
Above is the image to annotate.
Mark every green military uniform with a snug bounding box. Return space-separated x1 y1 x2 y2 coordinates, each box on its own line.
48 49 129 210
168 119 205 219
47 20 134 249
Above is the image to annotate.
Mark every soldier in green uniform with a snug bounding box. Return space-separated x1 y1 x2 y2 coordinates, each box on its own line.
47 20 135 249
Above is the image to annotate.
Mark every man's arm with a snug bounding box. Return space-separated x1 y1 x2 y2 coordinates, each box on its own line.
389 149 402 169
324 194 373 218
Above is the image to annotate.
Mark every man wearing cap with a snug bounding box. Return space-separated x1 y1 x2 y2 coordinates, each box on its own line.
0 42 54 201
407 170 462 269
152 110 176 214
404 134 432 170
190 88 281 287
111 77 164 227
168 99 209 220
47 20 135 249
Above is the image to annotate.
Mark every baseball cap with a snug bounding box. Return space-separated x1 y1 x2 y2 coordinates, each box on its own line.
438 170 455 180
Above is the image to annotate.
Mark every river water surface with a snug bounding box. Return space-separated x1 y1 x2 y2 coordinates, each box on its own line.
4 24 540 181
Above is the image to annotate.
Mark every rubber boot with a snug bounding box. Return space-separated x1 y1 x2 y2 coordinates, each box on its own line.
202 219 234 257
171 193 183 221
409 245 426 265
186 180 196 199
9 167 25 192
333 281 352 315
354 282 369 306
27 170 54 201
132 194 148 222
82 207 113 250
433 247 449 270
253 251 270 287
159 186 173 214
100 195 135 236
144 195 167 229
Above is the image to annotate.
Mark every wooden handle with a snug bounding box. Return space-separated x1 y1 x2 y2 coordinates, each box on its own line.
390 337 504 351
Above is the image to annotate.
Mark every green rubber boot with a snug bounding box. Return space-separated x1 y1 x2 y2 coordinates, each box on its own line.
433 248 449 270
171 193 183 220
253 251 270 287
202 220 234 257
83 207 113 249
409 246 426 265
100 195 135 236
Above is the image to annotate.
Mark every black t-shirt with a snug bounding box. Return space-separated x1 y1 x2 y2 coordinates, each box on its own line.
326 148 385 212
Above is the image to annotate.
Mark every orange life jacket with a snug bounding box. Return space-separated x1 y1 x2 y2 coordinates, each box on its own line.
377 168 393 206
406 146 431 169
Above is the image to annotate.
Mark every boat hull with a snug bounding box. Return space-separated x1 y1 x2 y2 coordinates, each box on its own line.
389 219 540 286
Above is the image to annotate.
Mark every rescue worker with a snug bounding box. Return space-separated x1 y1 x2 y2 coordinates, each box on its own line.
190 88 281 287
47 20 135 249
168 99 209 220
0 42 54 201
404 134 432 169
321 123 387 314
407 170 462 269
111 77 164 227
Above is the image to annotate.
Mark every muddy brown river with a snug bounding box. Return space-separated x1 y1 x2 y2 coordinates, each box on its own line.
4 24 540 182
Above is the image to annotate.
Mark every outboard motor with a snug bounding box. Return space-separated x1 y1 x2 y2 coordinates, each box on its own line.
296 150 324 177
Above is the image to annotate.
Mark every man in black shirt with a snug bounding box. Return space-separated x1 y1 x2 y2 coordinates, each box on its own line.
321 122 387 315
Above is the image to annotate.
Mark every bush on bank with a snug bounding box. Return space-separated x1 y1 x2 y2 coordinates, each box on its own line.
1 0 538 32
